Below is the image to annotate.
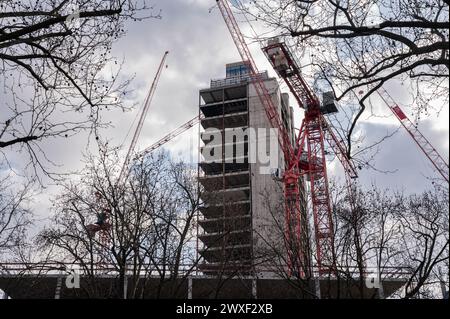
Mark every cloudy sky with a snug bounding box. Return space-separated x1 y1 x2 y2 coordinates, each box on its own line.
4 0 449 226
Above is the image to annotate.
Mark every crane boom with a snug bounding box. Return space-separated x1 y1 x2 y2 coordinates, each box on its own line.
117 51 169 185
135 114 204 160
377 89 449 183
216 0 294 162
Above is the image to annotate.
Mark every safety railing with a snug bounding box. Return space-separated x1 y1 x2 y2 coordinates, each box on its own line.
0 262 412 280
210 71 268 88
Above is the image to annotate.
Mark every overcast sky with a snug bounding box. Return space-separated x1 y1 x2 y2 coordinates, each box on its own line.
4 0 448 226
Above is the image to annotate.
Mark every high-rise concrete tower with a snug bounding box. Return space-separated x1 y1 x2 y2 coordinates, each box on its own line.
197 62 308 277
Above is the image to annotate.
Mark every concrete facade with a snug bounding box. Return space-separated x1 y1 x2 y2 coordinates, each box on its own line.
197 62 306 277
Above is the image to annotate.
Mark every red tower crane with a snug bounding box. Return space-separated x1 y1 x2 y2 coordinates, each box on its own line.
377 88 449 183
263 40 358 273
216 0 357 274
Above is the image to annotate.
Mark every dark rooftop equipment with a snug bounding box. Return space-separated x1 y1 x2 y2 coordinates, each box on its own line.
321 91 338 114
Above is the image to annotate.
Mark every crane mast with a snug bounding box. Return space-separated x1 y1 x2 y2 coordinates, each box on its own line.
263 40 358 273
217 0 309 275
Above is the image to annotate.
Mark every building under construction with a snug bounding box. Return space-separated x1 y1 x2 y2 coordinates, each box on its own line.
197 62 309 277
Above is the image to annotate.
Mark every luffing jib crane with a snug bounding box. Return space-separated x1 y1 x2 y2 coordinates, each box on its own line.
217 0 357 275
86 51 169 238
263 39 359 273
118 51 170 185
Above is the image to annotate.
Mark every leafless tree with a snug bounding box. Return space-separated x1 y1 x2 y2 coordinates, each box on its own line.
36 149 201 298
236 0 449 158
0 170 33 262
394 185 449 299
0 0 160 177
256 178 448 298
330 181 404 298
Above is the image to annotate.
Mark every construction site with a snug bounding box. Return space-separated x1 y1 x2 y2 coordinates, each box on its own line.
0 0 448 301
